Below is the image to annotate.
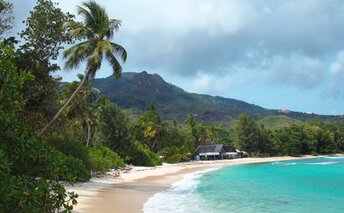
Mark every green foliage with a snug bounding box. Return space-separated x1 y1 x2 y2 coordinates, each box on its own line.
0 43 33 124
231 114 343 157
334 126 344 152
54 138 92 170
88 146 125 172
234 114 262 156
301 125 321 154
0 165 78 212
57 138 90 163
63 1 127 79
273 125 302 156
158 121 196 163
19 0 74 63
98 103 132 157
162 123 195 149
0 43 77 212
17 0 75 129
258 115 303 130
133 105 164 152
232 114 273 156
159 146 191 163
63 155 91 182
63 75 100 146
50 138 91 181
0 0 13 36
126 141 161 167
40 0 127 133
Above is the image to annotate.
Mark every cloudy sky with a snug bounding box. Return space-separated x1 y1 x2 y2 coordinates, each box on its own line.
9 0 344 115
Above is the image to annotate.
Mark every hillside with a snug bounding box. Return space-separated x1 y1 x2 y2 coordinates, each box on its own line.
258 115 304 130
91 71 342 123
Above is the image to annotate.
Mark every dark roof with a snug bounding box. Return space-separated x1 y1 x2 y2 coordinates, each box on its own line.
197 144 224 153
223 145 236 152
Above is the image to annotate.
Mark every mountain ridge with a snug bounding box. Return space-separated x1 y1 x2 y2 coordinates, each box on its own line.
91 71 343 123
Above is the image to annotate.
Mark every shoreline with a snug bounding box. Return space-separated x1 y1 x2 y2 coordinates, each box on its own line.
69 156 317 213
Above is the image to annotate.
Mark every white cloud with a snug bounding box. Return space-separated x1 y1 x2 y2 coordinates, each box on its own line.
324 51 344 98
192 73 211 93
262 53 325 89
188 67 256 95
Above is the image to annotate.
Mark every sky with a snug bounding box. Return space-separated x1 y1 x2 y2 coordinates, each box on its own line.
8 0 344 115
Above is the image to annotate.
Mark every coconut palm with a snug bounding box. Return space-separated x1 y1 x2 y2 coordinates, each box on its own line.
63 74 100 146
41 1 127 133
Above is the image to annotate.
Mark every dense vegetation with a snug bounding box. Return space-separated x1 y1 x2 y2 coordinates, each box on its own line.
233 114 344 157
1 0 344 212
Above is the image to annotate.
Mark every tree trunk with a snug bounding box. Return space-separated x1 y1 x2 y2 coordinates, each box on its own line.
40 71 90 134
86 119 91 147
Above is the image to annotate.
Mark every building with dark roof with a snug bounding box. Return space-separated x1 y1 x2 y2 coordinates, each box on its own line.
195 144 240 160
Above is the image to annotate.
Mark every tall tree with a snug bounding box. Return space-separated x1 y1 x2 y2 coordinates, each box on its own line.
98 103 132 157
134 105 164 152
0 0 13 36
41 1 127 133
17 0 74 128
234 114 261 156
186 113 198 145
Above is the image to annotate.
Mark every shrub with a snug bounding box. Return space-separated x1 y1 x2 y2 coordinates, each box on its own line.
126 141 161 166
0 148 78 212
54 138 92 170
63 156 91 182
88 146 125 172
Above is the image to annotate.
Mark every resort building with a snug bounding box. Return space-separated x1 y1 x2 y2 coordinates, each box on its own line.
195 144 241 160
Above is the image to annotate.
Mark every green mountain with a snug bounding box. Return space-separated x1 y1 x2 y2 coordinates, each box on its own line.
91 71 342 123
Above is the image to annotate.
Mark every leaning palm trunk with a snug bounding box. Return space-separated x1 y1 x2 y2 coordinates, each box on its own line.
40 71 91 134
85 118 91 147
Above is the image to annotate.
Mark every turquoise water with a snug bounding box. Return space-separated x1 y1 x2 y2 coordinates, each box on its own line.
144 157 344 213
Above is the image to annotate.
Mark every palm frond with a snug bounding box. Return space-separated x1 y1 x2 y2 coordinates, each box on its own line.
106 19 122 39
77 5 96 31
97 40 113 53
63 1 126 79
111 42 127 62
109 19 122 31
86 43 103 78
78 1 110 39
63 41 93 70
63 21 93 39
63 41 89 58
105 52 122 79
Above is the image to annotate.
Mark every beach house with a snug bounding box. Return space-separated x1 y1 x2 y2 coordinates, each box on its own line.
195 144 240 160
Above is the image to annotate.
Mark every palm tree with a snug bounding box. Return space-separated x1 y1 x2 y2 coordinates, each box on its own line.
63 74 100 146
41 1 127 133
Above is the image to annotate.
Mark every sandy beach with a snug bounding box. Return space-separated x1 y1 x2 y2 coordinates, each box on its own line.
68 156 316 213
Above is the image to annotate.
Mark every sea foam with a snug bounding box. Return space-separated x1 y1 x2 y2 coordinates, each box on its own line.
143 168 220 213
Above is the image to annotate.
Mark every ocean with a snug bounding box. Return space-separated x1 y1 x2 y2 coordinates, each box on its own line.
143 157 344 213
